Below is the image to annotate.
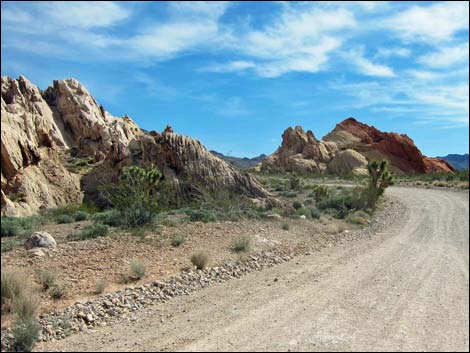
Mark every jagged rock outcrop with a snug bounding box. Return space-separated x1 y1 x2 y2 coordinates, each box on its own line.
2 76 276 215
259 126 338 173
83 125 277 208
1 76 82 216
324 118 455 175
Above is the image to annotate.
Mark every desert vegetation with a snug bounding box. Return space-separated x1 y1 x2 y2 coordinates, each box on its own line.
0 161 394 348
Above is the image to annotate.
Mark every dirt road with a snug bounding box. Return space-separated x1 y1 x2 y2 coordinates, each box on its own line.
39 187 469 352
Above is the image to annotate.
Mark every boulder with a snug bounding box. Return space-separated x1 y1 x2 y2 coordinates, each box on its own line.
326 149 368 176
24 231 57 250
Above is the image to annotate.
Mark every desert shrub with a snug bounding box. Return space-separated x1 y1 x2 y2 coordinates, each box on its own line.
73 211 88 222
12 292 39 323
230 236 252 253
91 209 121 227
281 222 290 230
130 259 146 280
292 201 302 210
1 271 25 311
1 239 20 253
55 214 74 224
185 208 217 223
94 279 108 294
1 216 45 238
346 211 369 225
171 234 186 247
49 283 68 300
295 207 310 217
2 272 40 352
312 185 329 203
70 223 109 240
281 190 298 198
309 207 321 219
99 165 162 227
289 173 301 190
191 251 209 270
36 270 56 292
11 317 40 352
118 274 132 284
304 198 314 205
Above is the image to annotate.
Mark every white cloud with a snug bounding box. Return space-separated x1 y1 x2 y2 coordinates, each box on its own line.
347 48 396 77
205 4 356 77
330 78 469 128
375 47 411 58
384 1 469 42
417 43 469 68
46 1 131 29
200 61 256 73
1 1 131 31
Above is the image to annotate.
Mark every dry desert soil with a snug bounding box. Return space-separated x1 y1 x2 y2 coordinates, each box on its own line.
36 186 469 352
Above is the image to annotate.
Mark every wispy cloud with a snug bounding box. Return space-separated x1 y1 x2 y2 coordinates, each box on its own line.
346 47 396 77
417 42 469 68
383 1 469 42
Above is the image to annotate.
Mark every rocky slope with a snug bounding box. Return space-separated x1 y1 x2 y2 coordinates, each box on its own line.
259 118 455 176
1 76 274 216
324 118 455 174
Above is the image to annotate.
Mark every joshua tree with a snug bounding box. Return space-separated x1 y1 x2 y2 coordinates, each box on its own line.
364 160 394 207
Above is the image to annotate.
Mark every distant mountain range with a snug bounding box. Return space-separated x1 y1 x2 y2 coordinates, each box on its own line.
437 154 469 170
210 151 266 169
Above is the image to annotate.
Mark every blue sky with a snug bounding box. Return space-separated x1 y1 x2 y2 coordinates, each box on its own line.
1 1 469 157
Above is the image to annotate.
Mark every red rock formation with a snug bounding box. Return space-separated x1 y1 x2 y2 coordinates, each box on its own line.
324 117 455 174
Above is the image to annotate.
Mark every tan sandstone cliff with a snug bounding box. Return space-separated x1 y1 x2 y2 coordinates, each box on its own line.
1 76 275 216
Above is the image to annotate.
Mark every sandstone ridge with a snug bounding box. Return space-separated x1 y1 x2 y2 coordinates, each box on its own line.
1 76 275 216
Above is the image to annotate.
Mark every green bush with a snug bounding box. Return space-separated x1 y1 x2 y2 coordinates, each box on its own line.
11 317 40 352
130 259 146 280
309 207 321 219
1 239 20 253
185 208 217 223
55 215 74 224
191 251 209 270
1 271 25 311
292 201 302 210
49 283 68 300
171 234 186 247
230 236 252 253
91 210 121 227
312 185 329 203
281 222 290 230
1 216 45 238
12 292 39 323
94 279 108 294
289 173 301 190
295 207 310 217
70 223 109 240
99 165 162 227
73 211 88 222
36 270 56 292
